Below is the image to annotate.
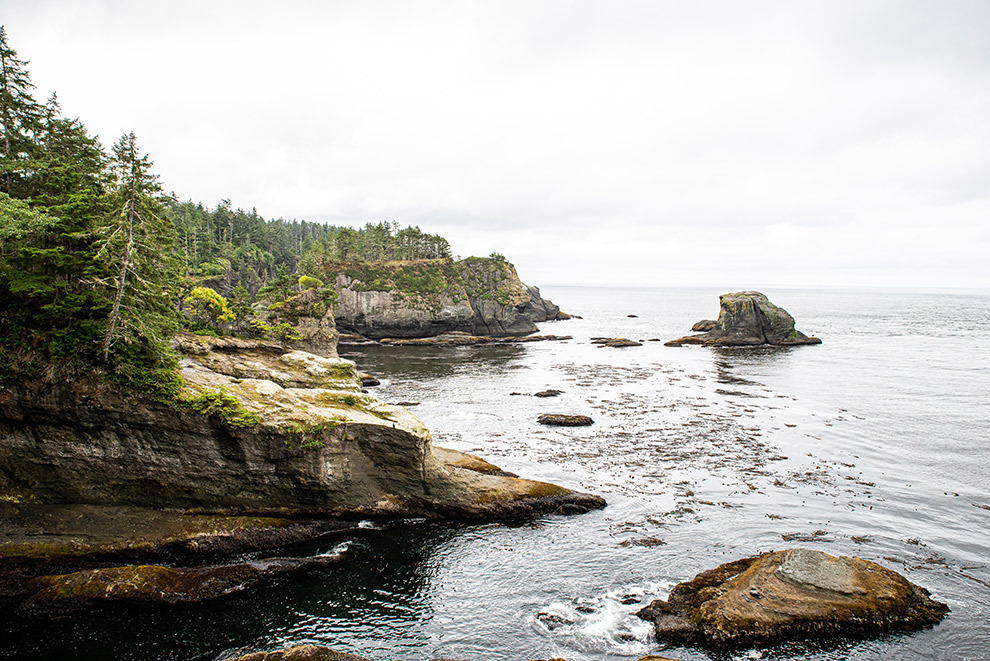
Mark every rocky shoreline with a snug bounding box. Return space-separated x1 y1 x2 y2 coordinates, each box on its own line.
0 327 604 615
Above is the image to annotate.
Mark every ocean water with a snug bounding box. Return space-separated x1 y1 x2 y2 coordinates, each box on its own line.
3 286 989 661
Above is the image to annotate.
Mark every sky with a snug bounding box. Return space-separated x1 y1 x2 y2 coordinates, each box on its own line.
3 0 989 289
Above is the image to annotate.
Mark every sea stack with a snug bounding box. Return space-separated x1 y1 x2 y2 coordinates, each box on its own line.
665 291 821 347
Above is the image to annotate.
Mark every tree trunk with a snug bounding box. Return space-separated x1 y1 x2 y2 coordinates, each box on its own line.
102 182 135 362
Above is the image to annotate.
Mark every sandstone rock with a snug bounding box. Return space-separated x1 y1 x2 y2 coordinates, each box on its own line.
0 334 604 519
665 292 821 347
636 548 948 649
691 319 716 332
538 414 594 427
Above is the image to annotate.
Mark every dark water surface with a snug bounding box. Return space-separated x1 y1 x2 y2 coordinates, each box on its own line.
4 286 989 660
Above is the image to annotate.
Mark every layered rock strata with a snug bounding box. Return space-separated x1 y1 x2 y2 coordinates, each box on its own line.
636 548 948 649
0 333 604 518
665 291 821 347
328 257 560 339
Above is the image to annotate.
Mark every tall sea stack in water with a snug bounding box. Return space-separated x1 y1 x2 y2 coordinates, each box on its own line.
665 291 821 347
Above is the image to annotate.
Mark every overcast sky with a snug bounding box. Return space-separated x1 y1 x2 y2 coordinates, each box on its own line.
3 1 988 289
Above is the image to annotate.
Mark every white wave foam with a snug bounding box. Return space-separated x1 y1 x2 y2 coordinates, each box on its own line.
532 581 672 656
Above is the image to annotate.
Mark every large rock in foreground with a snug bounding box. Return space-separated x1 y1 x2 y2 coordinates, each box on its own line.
636 548 948 649
665 291 821 347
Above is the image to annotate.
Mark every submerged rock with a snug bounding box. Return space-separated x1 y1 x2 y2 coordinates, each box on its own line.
233 646 370 661
534 389 564 398
635 548 948 649
665 292 821 347
20 553 345 614
591 337 642 348
538 414 594 427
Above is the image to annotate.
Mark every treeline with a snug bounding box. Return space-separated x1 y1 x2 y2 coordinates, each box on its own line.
167 199 331 290
299 221 451 277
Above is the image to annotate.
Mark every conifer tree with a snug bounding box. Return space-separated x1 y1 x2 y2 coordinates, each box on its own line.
96 132 180 369
0 26 41 196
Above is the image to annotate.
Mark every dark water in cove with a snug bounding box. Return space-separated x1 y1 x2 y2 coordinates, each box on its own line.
4 286 990 661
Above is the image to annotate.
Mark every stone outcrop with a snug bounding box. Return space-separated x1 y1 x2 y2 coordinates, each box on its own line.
636 548 948 649
0 333 604 518
326 258 559 339
665 291 821 347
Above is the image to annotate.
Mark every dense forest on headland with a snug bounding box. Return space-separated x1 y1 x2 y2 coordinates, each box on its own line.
0 26 454 396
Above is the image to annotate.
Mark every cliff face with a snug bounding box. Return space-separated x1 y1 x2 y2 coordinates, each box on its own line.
328 258 559 339
0 333 601 518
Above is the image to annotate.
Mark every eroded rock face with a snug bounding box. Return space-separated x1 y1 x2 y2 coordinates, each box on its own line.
665 292 821 347
0 334 604 519
636 548 948 649
328 258 559 339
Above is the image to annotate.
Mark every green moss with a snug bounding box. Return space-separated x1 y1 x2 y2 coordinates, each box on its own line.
179 388 262 428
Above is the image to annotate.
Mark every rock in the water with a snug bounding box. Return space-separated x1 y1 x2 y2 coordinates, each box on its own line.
538 414 594 426
21 553 345 614
591 337 642 348
232 645 370 661
635 548 948 649
666 292 821 347
534 389 564 398
691 319 716 332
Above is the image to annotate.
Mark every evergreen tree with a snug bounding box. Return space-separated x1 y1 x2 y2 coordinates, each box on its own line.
0 26 41 196
95 132 180 375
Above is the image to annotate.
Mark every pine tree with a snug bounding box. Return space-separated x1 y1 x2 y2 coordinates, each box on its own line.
96 132 180 372
0 26 41 196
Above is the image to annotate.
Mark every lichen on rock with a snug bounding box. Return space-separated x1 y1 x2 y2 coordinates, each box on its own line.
635 548 948 649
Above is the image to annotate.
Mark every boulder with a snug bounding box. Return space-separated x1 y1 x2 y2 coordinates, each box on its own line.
636 548 948 649
665 292 821 347
691 319 716 332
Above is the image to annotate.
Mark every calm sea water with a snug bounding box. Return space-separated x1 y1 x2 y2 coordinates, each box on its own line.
3 286 989 661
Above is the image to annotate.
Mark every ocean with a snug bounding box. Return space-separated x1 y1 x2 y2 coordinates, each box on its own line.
4 286 989 660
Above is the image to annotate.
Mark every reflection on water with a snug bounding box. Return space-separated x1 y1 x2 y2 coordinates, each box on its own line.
2 286 989 661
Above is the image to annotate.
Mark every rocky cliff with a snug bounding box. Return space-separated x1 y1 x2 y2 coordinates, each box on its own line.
327 258 560 339
0 333 601 518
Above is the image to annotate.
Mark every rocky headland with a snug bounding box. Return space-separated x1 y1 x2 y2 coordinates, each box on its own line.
665 291 822 347
325 257 564 339
635 548 948 649
0 327 604 614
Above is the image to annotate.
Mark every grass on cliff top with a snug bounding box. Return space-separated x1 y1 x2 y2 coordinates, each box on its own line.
337 259 461 294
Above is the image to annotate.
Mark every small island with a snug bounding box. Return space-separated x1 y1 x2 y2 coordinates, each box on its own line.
665 291 822 347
